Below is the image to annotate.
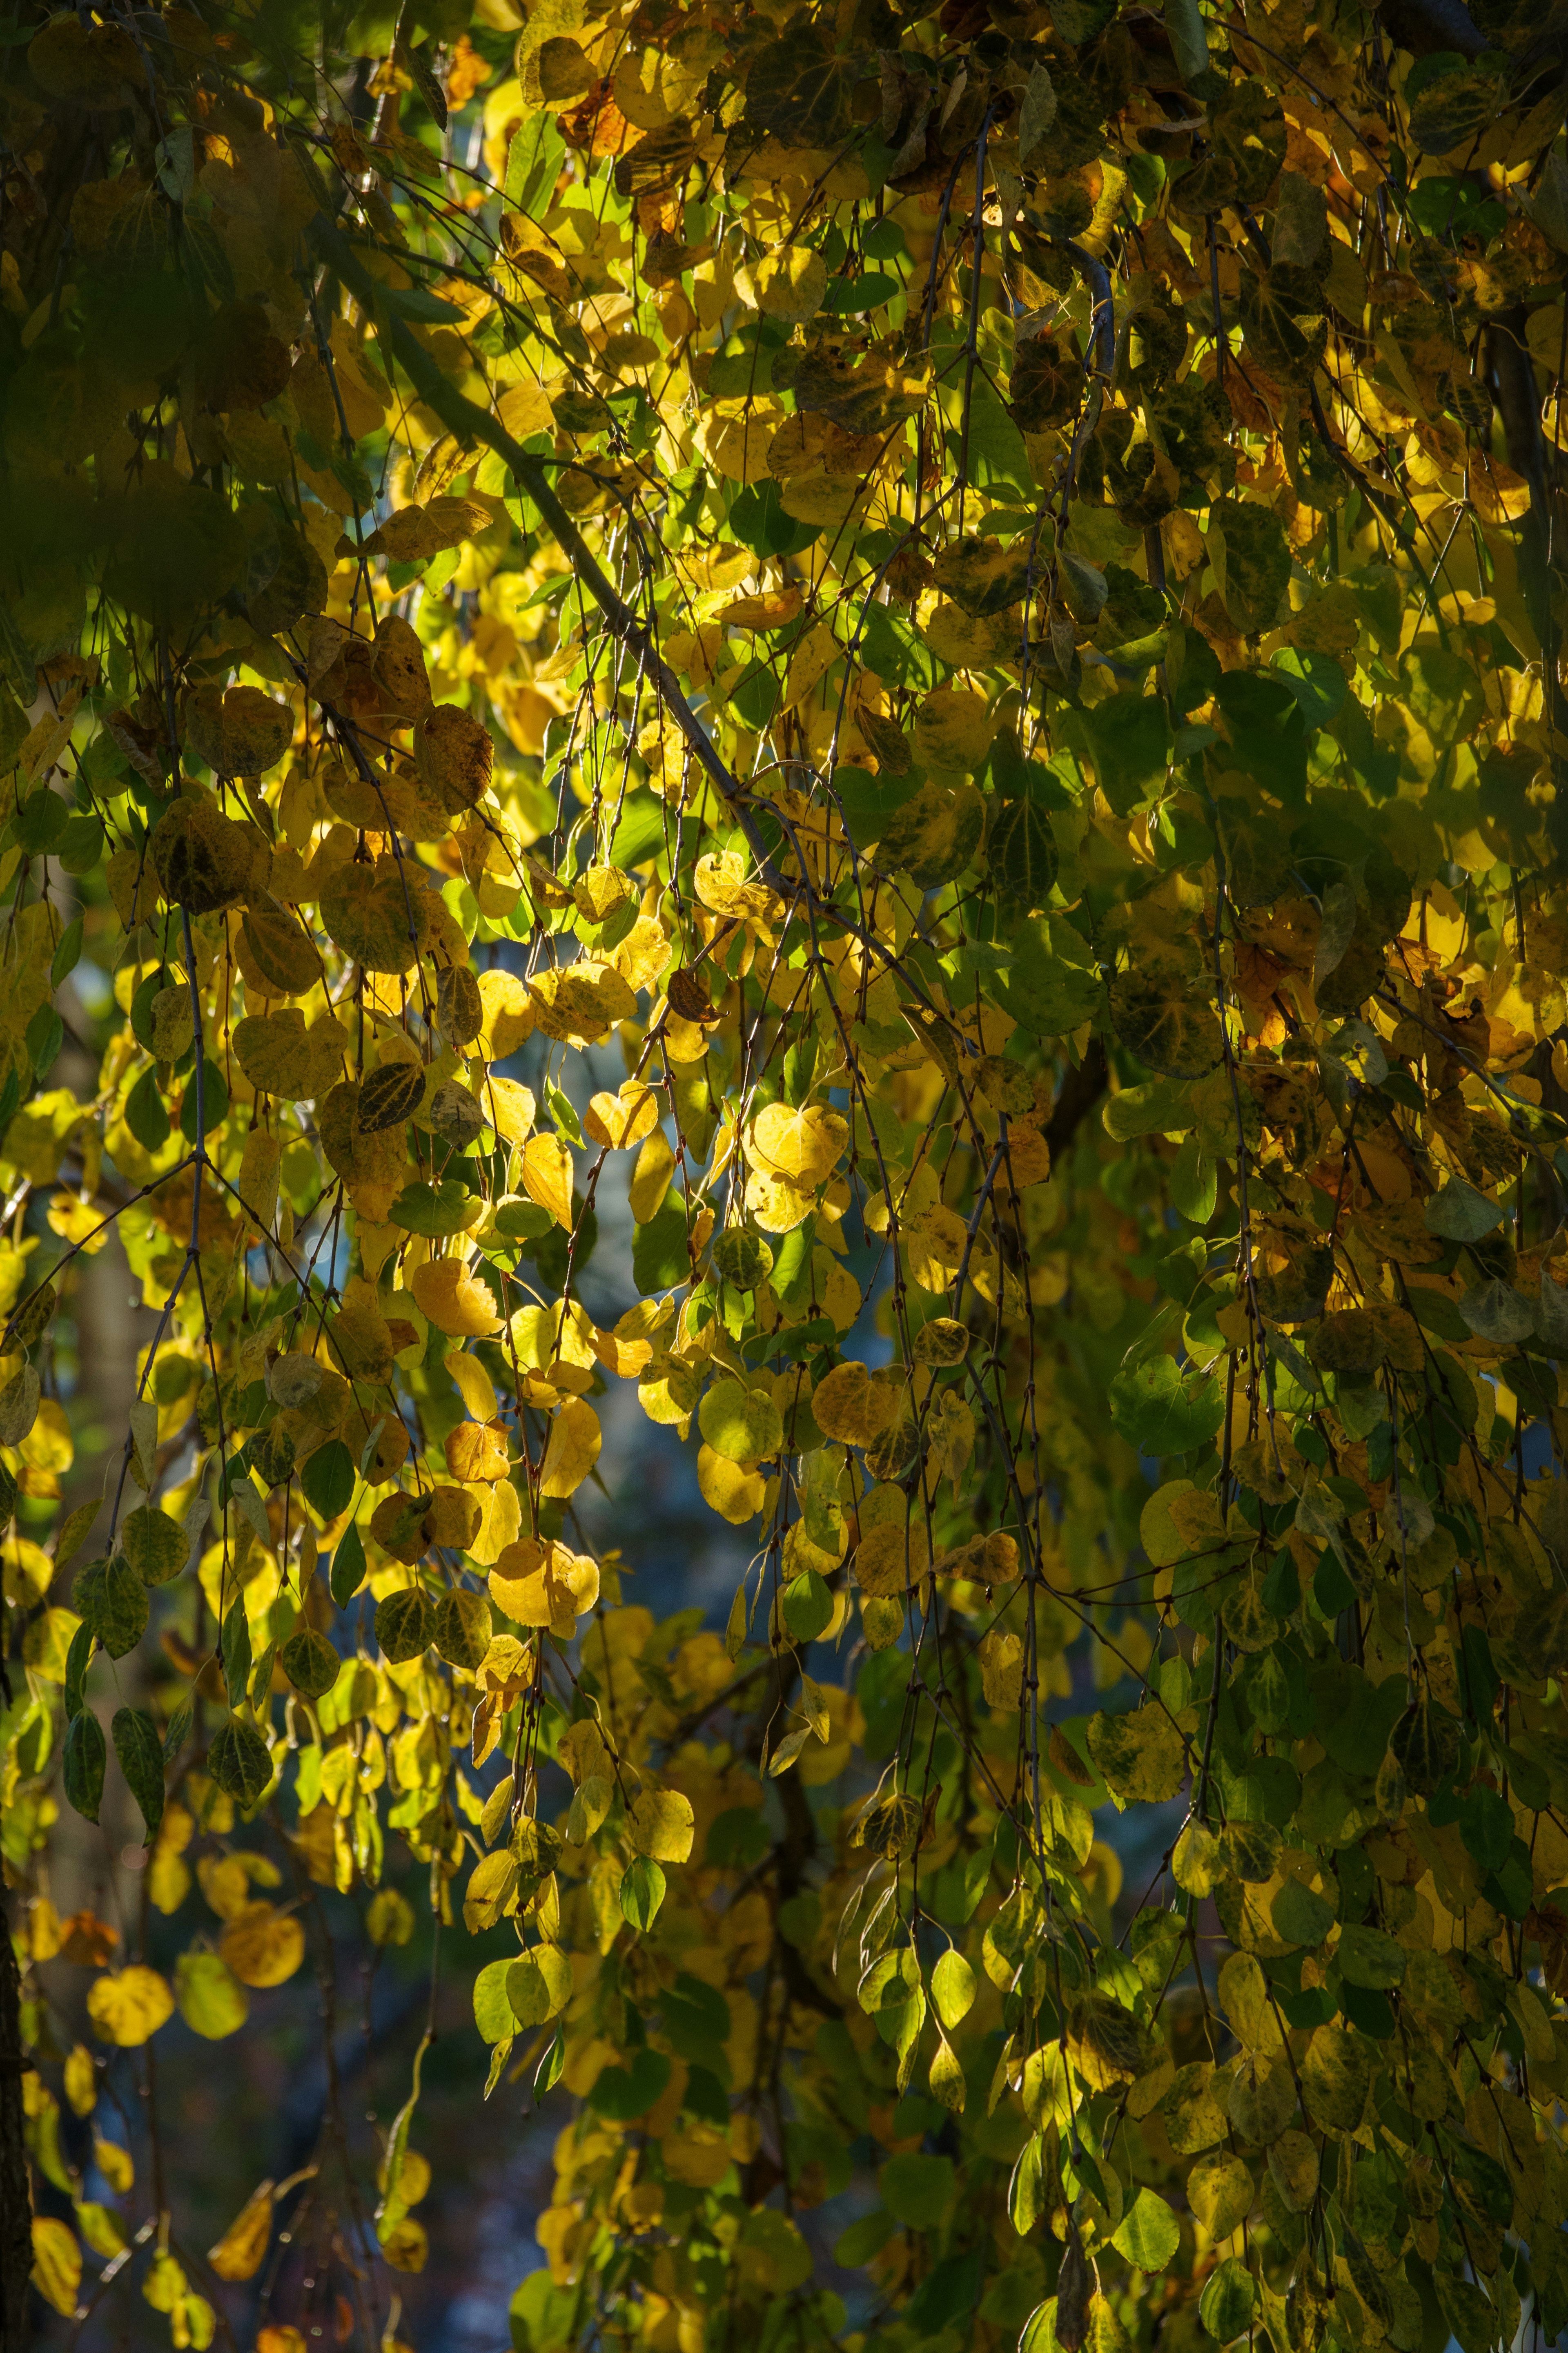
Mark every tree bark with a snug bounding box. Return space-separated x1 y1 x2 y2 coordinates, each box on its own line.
0 1889 32 2353
1487 306 1568 865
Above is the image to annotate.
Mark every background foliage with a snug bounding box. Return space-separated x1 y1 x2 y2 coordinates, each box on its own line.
7 0 1568 2345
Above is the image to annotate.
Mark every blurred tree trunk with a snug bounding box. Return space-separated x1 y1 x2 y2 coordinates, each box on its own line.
0 1888 31 2353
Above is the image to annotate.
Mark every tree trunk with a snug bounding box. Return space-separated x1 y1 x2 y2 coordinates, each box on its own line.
0 1889 32 2353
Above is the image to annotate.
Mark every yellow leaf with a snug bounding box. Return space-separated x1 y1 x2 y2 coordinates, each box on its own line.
497 381 555 438
751 1100 848 1187
86 1966 174 2047
661 2123 734 2187
744 1167 814 1233
735 245 826 322
628 1126 675 1223
186 682 292 774
978 1629 1023 1708
233 1009 351 1102
697 1377 783 1465
320 854 430 974
521 1133 575 1229
238 1127 282 1237
490 1537 600 1632
478 968 535 1058
92 2132 134 2193
903 1204 969 1291
149 792 261 915
584 1080 659 1150
208 2181 275 2281
608 914 670 994
446 1350 499 1422
628 1787 695 1862
31 2216 81 2316
912 687 998 774
410 1257 504 1337
381 2215 428 2273
219 1902 306 1989
929 2032 967 2113
174 1952 249 2039
853 1491 931 1596
481 1074 535 1144
1086 1705 1187 1804
1172 1820 1223 1897
528 960 637 1044
63 2044 95 2115
332 1277 395 1382
1189 2151 1254 2242
810 1361 901 1446
539 1397 601 1498
697 1445 767 1524
414 704 492 815
1267 2129 1319 2214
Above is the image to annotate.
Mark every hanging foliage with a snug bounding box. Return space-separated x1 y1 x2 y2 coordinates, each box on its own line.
7 0 1568 2346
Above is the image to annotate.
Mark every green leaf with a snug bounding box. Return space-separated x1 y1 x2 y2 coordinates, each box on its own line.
1102 1075 1197 1140
207 1715 274 1808
111 1706 165 1838
587 2047 672 2120
504 110 566 215
1163 0 1208 83
1459 1279 1534 1343
782 1568 833 1643
633 1193 691 1294
51 915 82 988
1208 498 1291 635
474 1956 517 2043
835 2210 896 2268
1389 1698 1461 1795
1199 2257 1255 2341
1109 967 1223 1078
179 1057 228 1143
1080 691 1169 816
389 1177 480 1237
64 1620 94 1720
1271 1877 1335 1947
302 1438 354 1520
1113 2187 1181 2271
175 1951 249 2040
987 796 1058 904
698 1376 783 1463
1008 921 1102 1037
73 1555 148 1659
280 1625 341 1700
534 2028 565 2095
25 1004 62 1076
221 1597 252 1708
330 1520 367 1606
65 1707 106 1822
125 1067 172 1152
120 1504 186 1586
743 35 857 143
376 1587 434 1664
1169 1133 1216 1224
1336 1921 1406 1989
1425 1178 1503 1242
1408 60 1496 154
879 2152 955 2228
620 1856 666 1931
14 786 67 854
1087 1705 1187 1803
162 1693 193 1763
1109 1354 1226 1456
